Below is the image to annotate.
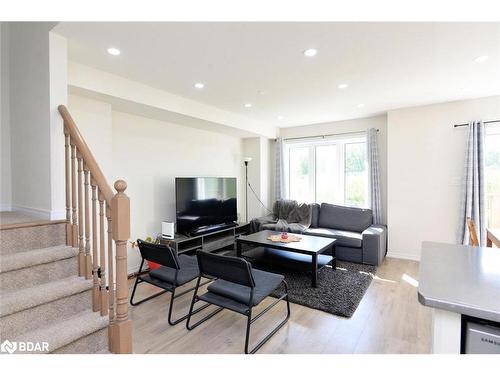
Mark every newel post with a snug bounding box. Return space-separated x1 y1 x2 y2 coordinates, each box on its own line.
109 180 133 354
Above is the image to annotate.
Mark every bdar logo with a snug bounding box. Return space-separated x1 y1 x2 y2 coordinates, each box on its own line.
1 340 17 354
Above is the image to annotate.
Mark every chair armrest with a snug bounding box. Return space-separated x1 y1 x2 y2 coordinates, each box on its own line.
362 224 387 266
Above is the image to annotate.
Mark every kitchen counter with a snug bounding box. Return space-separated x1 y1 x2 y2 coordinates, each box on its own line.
418 241 500 322
418 241 500 353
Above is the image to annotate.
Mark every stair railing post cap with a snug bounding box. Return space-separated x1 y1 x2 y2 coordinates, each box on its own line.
114 180 127 193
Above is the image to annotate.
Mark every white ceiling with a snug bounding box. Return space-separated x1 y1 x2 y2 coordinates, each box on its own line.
54 22 500 128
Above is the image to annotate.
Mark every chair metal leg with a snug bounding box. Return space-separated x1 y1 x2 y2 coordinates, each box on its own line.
186 277 224 330
167 280 212 325
130 280 170 306
130 259 172 306
244 280 291 354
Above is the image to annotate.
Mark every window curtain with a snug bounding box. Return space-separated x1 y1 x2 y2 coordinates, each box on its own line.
275 137 287 201
458 121 486 246
367 128 382 224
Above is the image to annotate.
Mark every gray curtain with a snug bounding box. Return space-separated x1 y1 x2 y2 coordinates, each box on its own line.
367 128 382 224
275 137 287 201
458 121 486 246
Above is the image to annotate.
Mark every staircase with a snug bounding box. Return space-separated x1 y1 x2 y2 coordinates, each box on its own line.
0 105 133 354
0 221 109 353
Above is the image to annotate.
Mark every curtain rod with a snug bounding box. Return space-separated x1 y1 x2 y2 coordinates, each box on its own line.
453 119 500 128
279 128 379 142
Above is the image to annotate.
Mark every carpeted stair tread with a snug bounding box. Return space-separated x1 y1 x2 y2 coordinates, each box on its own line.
0 276 92 317
13 310 109 353
0 245 78 273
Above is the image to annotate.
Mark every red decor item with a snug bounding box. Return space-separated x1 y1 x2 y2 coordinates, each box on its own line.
281 232 288 240
147 261 161 270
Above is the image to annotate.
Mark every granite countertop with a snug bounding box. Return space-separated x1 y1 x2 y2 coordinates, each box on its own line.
418 241 500 322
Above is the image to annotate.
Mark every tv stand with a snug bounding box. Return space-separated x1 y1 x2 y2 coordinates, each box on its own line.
160 222 250 255
187 222 238 237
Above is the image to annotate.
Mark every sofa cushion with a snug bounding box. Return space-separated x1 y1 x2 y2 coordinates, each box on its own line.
305 228 363 248
318 203 372 232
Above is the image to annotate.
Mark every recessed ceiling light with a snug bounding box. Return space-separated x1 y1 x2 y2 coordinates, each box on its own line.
244 103 253 108
338 83 349 89
278 116 285 120
107 47 121 56
194 82 205 89
357 103 365 108
474 55 489 63
303 48 318 57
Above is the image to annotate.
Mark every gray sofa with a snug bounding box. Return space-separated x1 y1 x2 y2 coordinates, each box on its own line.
251 201 387 266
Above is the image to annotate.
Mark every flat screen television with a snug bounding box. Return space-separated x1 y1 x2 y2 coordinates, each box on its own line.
175 177 237 236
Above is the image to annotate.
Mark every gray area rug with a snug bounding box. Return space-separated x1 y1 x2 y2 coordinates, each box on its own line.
267 261 376 318
223 249 376 318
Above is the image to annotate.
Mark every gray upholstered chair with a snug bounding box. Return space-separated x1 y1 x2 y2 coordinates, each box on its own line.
130 239 210 325
186 251 291 354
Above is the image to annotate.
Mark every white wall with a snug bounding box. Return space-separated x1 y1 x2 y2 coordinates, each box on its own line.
278 115 388 222
9 22 52 216
67 95 113 179
112 111 244 270
387 96 500 260
1 23 12 210
7 22 66 218
48 32 68 219
68 94 244 273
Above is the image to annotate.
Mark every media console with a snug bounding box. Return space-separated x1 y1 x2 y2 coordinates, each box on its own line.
159 222 251 255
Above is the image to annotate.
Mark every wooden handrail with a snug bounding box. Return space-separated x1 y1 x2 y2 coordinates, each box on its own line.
59 105 132 353
58 105 114 205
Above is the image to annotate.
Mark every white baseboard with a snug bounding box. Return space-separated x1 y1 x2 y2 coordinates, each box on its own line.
50 209 66 220
10 205 51 220
7 205 66 221
0 203 12 211
387 250 420 261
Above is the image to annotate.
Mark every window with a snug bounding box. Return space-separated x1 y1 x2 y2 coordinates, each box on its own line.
485 125 500 228
285 135 368 207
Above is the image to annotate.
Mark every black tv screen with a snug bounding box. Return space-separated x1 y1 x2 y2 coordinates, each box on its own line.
175 177 237 235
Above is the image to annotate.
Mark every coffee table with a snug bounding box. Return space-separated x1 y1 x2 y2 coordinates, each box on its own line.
236 230 337 288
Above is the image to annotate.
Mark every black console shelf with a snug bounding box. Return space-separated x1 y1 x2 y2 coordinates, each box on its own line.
160 222 250 255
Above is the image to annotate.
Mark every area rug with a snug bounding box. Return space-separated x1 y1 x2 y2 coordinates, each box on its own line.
223 249 376 318
266 261 376 318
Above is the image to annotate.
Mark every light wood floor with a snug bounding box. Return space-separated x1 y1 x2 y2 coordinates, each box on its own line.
130 257 431 354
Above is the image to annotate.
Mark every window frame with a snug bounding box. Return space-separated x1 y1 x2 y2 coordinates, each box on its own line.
284 133 368 207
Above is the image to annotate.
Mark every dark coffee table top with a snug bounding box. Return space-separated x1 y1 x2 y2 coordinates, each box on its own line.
237 230 336 255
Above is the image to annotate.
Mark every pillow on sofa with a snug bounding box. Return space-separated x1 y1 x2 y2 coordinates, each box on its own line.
310 203 320 228
318 203 372 233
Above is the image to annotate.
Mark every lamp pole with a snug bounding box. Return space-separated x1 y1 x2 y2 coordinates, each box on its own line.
244 160 249 223
243 157 252 223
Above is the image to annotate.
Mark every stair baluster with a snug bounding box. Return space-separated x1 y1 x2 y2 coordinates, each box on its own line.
99 190 109 316
91 178 100 312
84 163 92 279
71 142 81 271
64 130 72 246
77 151 85 277
106 204 115 323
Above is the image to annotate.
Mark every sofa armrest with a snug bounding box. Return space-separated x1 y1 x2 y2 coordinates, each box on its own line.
362 224 387 266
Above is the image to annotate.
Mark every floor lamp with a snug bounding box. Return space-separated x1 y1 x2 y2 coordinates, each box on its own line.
244 157 252 223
